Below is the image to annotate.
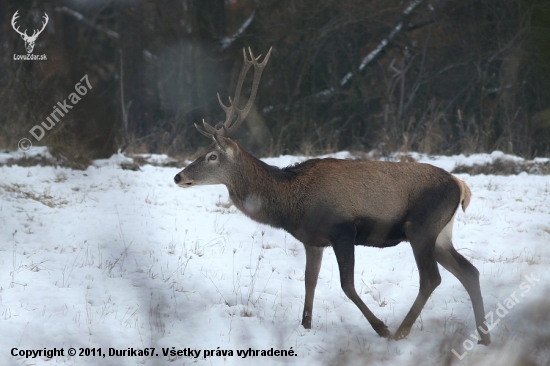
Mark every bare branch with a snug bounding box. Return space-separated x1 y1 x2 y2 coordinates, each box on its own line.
341 0 425 86
56 6 120 40
219 11 255 51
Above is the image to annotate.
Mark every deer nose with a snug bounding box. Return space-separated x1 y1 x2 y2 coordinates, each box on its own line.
174 174 180 184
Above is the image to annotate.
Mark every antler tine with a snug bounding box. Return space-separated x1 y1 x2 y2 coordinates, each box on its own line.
223 47 272 136
202 119 219 135
216 47 272 137
216 49 254 136
217 93 232 114
39 13 49 32
30 13 49 39
194 120 218 138
197 47 271 140
11 11 28 37
193 118 220 138
194 123 211 138
230 48 255 109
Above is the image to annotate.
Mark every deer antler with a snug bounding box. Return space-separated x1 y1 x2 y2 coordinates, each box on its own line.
11 11 28 38
196 47 272 138
29 13 49 40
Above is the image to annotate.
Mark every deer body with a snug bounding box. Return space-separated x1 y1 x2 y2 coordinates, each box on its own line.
174 48 490 345
214 147 454 248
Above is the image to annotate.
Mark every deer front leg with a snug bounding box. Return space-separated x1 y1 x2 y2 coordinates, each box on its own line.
331 226 391 338
301 245 324 329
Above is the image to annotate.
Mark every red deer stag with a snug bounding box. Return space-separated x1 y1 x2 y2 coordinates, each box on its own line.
174 48 490 345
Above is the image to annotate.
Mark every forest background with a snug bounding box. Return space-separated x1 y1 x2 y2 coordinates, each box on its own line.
1 0 549 167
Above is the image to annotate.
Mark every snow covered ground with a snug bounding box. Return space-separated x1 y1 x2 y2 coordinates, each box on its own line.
0 148 549 365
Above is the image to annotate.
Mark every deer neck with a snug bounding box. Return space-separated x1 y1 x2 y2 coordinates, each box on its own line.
225 149 295 229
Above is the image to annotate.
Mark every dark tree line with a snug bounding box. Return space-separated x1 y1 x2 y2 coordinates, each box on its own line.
1 0 549 165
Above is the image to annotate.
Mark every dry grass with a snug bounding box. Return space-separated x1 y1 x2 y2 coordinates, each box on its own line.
0 183 68 208
453 158 550 175
0 149 184 171
0 154 59 167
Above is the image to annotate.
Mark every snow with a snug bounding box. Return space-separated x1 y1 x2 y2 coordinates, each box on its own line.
92 150 178 168
412 150 541 172
0 149 549 365
0 146 54 164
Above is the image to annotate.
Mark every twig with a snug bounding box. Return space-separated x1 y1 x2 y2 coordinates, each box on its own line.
119 50 131 152
341 0 425 86
56 6 120 40
219 11 255 50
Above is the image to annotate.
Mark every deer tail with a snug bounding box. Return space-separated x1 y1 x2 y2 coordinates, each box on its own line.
453 176 472 212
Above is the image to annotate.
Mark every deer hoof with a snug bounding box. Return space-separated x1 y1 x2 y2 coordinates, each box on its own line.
377 324 392 339
478 335 491 346
392 328 409 340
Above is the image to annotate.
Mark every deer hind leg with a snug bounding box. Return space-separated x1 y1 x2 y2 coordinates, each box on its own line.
331 226 391 338
301 245 324 329
394 231 441 340
434 217 491 345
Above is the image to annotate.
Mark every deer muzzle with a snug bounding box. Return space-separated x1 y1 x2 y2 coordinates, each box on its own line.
174 173 194 188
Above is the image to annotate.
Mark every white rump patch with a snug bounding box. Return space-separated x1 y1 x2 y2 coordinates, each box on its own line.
436 213 455 249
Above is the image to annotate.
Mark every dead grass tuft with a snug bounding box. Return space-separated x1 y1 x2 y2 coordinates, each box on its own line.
0 183 68 208
1 155 59 167
453 158 550 175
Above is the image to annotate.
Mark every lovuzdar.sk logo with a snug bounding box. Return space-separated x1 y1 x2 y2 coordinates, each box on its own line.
12 10 48 61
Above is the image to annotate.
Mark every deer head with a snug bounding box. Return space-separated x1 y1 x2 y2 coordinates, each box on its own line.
12 11 49 54
174 47 272 188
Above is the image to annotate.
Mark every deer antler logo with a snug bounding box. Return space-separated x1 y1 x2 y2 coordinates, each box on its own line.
11 10 49 54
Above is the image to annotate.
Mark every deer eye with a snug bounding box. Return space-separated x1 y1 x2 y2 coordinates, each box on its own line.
208 154 217 161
